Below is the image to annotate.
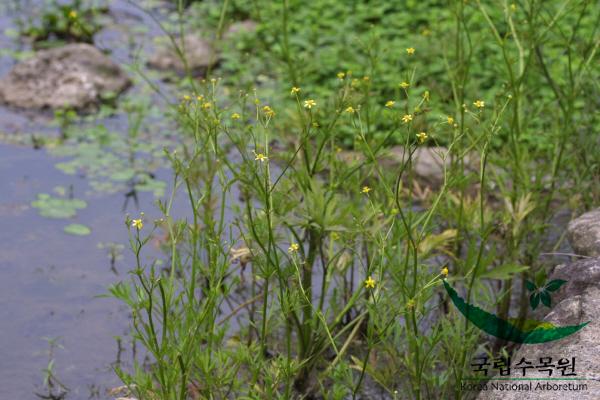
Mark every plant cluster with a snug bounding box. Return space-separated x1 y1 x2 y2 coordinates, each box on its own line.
107 0 598 399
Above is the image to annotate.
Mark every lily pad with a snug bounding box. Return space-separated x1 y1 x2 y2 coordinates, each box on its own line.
64 223 91 236
31 193 87 219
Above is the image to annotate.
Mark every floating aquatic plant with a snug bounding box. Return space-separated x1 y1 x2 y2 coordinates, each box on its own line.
31 193 87 219
63 223 91 236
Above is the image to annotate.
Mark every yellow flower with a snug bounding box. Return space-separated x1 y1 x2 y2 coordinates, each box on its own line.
406 299 415 309
364 276 376 289
399 81 410 89
290 86 301 95
231 113 241 120
416 131 428 144
510 3 517 11
361 186 372 194
447 116 454 125
331 232 340 240
304 99 317 109
441 267 449 277
402 114 413 124
288 243 300 253
263 105 276 117
423 91 430 101
131 219 143 230
68 10 77 19
345 106 355 114
406 47 415 55
473 100 485 109
255 153 268 162
385 100 395 108
202 102 212 109
351 78 360 87
337 72 345 79
363 76 370 81
182 94 191 102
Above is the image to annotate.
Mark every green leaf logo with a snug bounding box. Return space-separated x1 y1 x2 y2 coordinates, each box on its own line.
443 280 588 344
526 279 567 310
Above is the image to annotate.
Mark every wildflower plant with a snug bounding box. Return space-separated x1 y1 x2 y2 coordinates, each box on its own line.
108 1 600 399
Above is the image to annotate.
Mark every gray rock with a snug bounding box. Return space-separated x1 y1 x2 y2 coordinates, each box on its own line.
224 20 258 38
476 258 600 399
338 146 478 188
567 209 600 257
0 43 130 110
148 34 217 76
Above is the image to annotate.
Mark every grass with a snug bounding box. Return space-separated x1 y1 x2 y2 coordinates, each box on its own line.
102 0 600 399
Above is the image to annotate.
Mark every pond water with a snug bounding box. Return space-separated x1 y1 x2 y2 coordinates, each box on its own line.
0 1 188 398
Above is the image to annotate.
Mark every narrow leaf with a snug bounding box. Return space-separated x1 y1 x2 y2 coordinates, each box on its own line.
545 279 567 292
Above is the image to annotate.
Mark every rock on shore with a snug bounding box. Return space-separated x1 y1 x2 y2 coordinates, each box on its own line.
0 43 131 110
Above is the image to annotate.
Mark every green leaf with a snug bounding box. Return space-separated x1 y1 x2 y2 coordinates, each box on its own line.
530 293 540 310
545 279 567 292
64 223 91 236
478 264 529 280
525 280 537 292
540 291 551 308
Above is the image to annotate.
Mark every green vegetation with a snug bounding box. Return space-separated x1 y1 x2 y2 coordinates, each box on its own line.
17 0 107 46
15 0 597 398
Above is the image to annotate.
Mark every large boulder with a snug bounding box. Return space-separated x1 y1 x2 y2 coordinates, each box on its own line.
148 34 217 76
476 257 600 399
0 43 130 110
567 209 600 257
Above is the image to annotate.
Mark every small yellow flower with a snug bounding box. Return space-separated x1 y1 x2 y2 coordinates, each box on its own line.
182 94 191 102
416 131 428 144
202 102 212 109
361 186 372 194
290 86 301 95
447 116 454 125
363 76 370 81
288 243 300 253
304 99 317 109
406 47 415 55
337 72 345 79
351 78 360 87
263 105 276 118
473 100 485 109
510 3 517 11
364 276 376 289
406 299 415 309
68 10 78 19
345 106 355 114
402 114 413 124
131 219 143 230
255 153 268 162
231 113 241 120
423 90 430 101
441 267 449 277
385 100 395 108
399 81 410 89
331 232 340 240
